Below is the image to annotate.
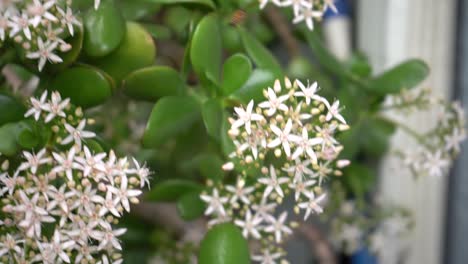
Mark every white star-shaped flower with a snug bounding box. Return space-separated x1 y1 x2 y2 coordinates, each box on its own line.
234 210 263 239
57 6 81 36
298 192 326 220
264 212 292 243
225 178 255 204
324 100 347 124
18 148 51 174
8 13 33 40
292 7 323 31
282 0 313 18
231 100 264 134
258 0 282 9
258 85 289 116
52 147 81 181
258 165 289 198
282 159 314 183
289 127 323 162
42 91 70 123
27 0 58 27
444 128 466 152
25 90 48 120
252 249 283 264
200 188 229 216
268 119 296 157
107 175 142 212
423 150 450 177
294 80 323 105
27 38 62 71
288 178 316 201
61 119 96 150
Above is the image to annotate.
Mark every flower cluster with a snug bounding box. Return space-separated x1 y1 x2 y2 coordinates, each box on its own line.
259 0 338 31
0 91 150 263
386 89 467 178
0 0 99 71
328 200 412 261
201 78 350 262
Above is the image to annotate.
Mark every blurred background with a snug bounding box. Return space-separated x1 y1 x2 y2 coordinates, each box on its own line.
318 0 465 263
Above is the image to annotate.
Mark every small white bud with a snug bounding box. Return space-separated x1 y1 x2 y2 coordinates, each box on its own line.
222 162 234 171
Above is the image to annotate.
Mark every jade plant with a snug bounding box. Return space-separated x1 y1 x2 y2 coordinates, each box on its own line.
0 0 466 263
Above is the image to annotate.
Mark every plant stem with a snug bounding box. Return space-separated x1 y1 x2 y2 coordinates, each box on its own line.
263 6 300 58
377 115 431 148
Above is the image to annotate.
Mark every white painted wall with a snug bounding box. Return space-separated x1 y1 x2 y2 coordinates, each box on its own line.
357 0 457 263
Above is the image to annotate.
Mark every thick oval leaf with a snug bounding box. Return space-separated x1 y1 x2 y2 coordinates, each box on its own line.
140 0 215 9
198 153 224 181
303 30 346 78
123 66 185 101
222 53 252 95
201 99 223 140
238 27 282 77
342 164 375 198
0 123 20 156
231 69 276 103
0 94 26 126
51 66 112 108
198 223 250 264
146 179 203 202
91 22 156 84
83 0 126 57
0 121 34 156
117 0 161 21
177 191 205 220
221 112 235 157
368 59 429 95
360 117 396 157
190 13 222 86
142 96 200 148
141 23 172 40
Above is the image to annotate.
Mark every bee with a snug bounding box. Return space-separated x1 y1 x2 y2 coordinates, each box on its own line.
230 9 247 26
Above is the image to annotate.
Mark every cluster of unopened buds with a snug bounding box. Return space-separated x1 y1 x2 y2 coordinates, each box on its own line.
0 0 101 71
0 90 150 263
200 77 350 263
385 88 467 178
259 0 338 31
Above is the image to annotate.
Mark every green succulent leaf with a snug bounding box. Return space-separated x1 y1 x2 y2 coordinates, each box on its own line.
368 59 430 95
0 121 41 156
342 164 375 198
231 69 276 103
142 96 201 148
83 0 126 57
116 0 161 21
198 153 224 182
139 0 216 9
123 66 185 101
146 179 203 202
360 117 396 157
0 94 26 126
201 98 223 140
190 13 222 86
222 53 252 95
221 112 235 157
51 65 113 108
90 22 156 84
176 191 206 220
238 27 282 77
198 223 251 264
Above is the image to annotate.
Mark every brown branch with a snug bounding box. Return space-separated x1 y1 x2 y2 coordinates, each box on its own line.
298 223 337 264
263 6 301 58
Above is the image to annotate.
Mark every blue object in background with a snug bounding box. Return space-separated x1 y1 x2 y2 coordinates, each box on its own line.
351 247 378 264
323 0 351 19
